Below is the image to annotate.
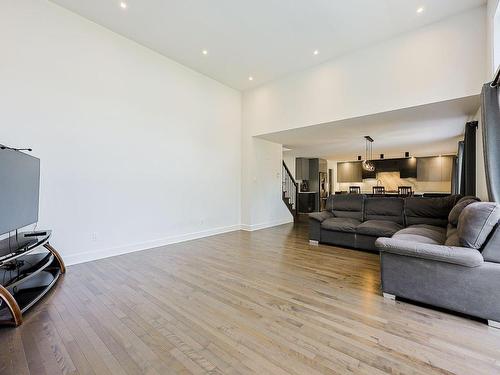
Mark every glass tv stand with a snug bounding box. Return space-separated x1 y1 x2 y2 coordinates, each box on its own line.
0 230 65 326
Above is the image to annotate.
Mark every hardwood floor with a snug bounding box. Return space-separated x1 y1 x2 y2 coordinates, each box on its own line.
2 222 500 375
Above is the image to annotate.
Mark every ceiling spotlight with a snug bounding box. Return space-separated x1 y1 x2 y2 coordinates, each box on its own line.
120 2 127 9
313 50 319 55
248 76 254 81
202 50 208 55
417 7 424 14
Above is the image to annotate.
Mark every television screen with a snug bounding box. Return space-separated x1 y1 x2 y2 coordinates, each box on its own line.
0 149 40 236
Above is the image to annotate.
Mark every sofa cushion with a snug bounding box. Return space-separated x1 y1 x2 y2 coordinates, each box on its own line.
364 197 404 224
309 211 334 223
321 217 361 233
405 195 461 228
458 202 500 249
392 224 447 245
448 196 480 226
376 238 484 267
327 194 364 221
356 220 403 237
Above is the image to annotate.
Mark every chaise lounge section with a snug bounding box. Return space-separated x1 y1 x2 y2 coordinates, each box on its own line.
309 194 500 325
377 200 500 326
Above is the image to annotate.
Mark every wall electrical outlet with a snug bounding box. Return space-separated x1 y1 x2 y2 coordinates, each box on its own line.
91 232 98 241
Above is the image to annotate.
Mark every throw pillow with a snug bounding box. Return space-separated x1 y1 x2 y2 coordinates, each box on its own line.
448 197 480 226
458 202 500 249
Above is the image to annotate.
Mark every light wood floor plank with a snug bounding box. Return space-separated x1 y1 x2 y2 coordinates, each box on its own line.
2 221 500 374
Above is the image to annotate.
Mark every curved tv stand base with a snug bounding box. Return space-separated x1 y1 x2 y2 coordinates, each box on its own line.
0 285 22 326
0 233 65 327
44 242 66 274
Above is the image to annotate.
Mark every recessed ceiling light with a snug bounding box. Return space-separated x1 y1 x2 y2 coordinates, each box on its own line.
248 76 254 81
417 7 424 14
313 50 319 55
120 2 127 9
202 50 208 55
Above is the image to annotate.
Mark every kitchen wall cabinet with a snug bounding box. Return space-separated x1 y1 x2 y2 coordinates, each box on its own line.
362 165 376 179
295 158 309 180
296 158 327 181
417 156 453 182
440 156 453 181
399 157 418 178
337 161 362 182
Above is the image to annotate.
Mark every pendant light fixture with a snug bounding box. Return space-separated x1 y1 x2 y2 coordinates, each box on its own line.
362 136 375 172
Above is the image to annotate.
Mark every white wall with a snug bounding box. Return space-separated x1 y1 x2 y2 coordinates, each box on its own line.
242 7 487 227
487 0 500 76
0 1 242 265
240 134 292 230
244 8 486 137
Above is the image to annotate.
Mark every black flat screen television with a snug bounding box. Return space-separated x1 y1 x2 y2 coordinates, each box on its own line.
0 149 40 236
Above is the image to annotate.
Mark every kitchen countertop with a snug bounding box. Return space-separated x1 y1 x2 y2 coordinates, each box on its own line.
359 191 450 194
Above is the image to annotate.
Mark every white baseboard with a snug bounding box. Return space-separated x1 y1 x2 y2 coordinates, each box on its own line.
64 224 241 266
240 217 293 232
65 218 294 266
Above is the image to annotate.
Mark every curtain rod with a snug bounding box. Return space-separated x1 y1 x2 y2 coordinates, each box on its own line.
492 65 500 87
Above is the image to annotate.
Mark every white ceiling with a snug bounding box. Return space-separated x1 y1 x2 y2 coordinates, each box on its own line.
50 0 486 90
257 95 480 161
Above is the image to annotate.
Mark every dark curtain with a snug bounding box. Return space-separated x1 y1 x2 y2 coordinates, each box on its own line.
450 155 459 195
460 122 477 196
481 80 500 202
456 141 464 195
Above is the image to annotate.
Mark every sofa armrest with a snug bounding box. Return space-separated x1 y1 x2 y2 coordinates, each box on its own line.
375 238 484 267
309 211 334 223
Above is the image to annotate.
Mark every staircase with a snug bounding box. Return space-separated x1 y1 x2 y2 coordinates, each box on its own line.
282 161 298 221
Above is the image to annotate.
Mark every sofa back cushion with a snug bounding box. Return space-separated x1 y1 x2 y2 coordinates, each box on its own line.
458 202 500 249
364 197 404 224
448 196 480 226
481 225 500 263
327 194 364 221
405 195 460 228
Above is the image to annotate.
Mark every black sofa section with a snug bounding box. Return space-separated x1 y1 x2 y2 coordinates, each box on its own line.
309 194 461 251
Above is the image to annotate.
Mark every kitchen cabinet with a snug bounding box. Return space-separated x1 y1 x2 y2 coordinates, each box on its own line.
298 193 317 213
417 156 453 181
362 166 376 179
296 158 327 180
309 159 319 195
337 162 362 182
440 156 453 181
295 158 309 180
400 157 418 178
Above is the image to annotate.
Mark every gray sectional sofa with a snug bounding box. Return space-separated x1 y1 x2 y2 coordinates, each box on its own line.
309 194 500 326
309 194 461 251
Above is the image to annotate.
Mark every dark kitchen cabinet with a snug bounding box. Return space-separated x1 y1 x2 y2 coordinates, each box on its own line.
298 193 317 213
371 158 417 178
362 166 376 179
400 157 417 178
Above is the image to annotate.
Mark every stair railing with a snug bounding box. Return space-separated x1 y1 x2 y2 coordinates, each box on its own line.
282 161 298 219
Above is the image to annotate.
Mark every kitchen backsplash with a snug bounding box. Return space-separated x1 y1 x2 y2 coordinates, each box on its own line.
337 171 451 193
